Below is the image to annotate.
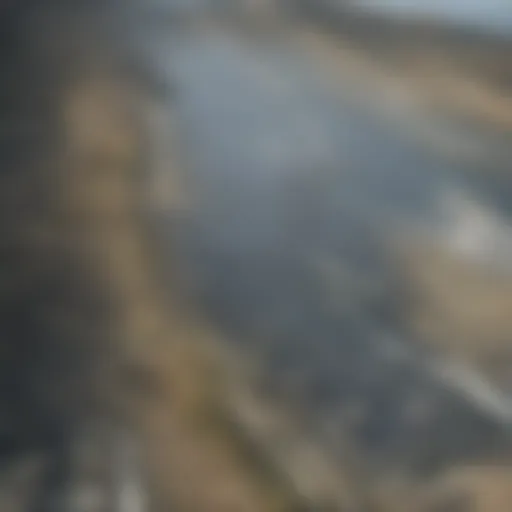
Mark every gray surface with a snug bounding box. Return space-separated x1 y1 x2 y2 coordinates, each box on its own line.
153 20 512 475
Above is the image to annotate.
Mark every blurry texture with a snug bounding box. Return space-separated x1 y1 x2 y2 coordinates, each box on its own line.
0 0 512 511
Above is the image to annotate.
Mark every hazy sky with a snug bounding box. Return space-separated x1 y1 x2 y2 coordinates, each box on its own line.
356 0 512 33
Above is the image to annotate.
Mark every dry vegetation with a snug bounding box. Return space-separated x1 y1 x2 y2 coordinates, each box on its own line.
399 239 512 389
290 6 512 135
